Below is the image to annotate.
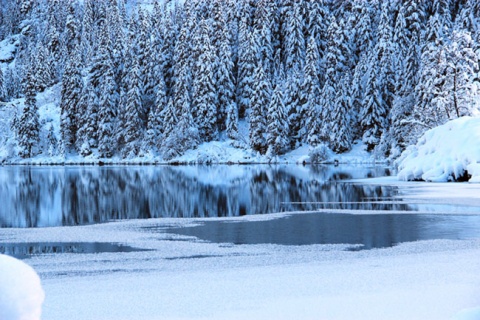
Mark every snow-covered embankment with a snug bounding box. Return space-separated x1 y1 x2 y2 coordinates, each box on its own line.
397 117 480 182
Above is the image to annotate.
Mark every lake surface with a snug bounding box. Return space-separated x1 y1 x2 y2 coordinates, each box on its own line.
0 242 148 259
165 213 480 249
0 165 397 228
1 165 480 252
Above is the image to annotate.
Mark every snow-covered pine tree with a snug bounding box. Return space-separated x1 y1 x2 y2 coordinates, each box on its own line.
350 1 373 64
76 78 98 156
361 67 386 152
284 0 305 72
319 16 342 146
81 0 95 65
47 124 57 157
192 19 217 142
32 42 54 92
137 10 155 119
330 73 353 153
254 0 274 78
267 82 289 156
97 65 117 159
45 1 61 80
226 99 239 141
144 86 165 153
237 16 256 118
145 68 168 151
122 56 143 158
106 0 126 107
0 67 5 102
285 65 303 149
60 47 83 155
217 16 236 134
161 90 199 160
249 61 270 154
159 8 175 97
377 24 395 114
64 2 80 56
303 36 321 147
444 28 479 118
17 68 40 159
161 97 177 142
173 25 192 122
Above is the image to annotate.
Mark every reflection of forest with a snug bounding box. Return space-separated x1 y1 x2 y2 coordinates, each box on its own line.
0 166 398 228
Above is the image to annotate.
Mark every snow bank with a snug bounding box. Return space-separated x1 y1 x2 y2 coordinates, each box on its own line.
0 254 44 320
397 117 480 182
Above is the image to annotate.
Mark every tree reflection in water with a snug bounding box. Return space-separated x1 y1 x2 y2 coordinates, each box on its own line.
0 165 397 228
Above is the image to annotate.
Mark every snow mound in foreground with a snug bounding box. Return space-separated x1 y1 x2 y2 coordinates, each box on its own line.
397 117 480 182
0 254 44 320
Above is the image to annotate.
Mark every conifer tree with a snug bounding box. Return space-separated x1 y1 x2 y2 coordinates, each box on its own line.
237 17 256 118
145 91 164 153
60 48 83 155
249 62 270 154
361 68 386 151
137 10 155 117
173 26 192 121
76 78 98 156
33 43 55 92
161 97 177 142
122 57 143 158
18 68 40 158
81 0 95 64
192 19 217 142
303 36 321 146
284 1 305 71
64 2 80 56
267 83 289 156
0 67 6 102
97 65 116 158
161 91 199 160
226 100 239 141
217 21 236 133
47 124 57 157
254 0 275 78
444 29 478 118
285 65 302 148
330 73 353 153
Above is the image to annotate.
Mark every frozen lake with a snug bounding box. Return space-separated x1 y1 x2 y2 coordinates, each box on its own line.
1 165 480 319
1 165 480 252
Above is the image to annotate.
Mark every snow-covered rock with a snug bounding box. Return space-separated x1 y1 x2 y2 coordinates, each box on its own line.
397 117 480 182
0 254 44 320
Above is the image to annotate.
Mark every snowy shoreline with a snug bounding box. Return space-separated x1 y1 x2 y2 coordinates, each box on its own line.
4 213 480 320
2 178 480 319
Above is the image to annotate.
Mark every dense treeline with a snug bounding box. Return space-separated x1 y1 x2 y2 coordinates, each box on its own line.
0 0 479 160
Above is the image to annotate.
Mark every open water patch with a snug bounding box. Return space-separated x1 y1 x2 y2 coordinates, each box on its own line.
165 213 480 250
0 242 149 259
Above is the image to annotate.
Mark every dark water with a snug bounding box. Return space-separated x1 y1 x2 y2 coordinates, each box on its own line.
0 165 400 228
1 165 480 251
165 213 480 249
0 242 147 259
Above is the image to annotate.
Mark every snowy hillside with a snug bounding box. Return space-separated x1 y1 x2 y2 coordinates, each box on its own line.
0 0 479 165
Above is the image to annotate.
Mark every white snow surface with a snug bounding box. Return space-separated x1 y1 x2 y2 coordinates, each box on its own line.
396 116 480 182
0 35 19 63
1 180 480 320
0 254 44 320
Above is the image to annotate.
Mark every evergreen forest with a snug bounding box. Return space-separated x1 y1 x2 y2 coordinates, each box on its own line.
0 0 479 161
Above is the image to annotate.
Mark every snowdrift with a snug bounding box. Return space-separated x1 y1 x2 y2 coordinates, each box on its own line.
0 254 44 320
397 117 480 182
